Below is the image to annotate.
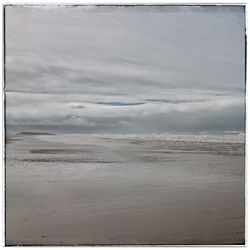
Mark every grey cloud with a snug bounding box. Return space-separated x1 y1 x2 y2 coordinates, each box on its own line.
95 102 146 106
145 99 208 104
6 91 244 133
5 5 245 133
70 104 85 109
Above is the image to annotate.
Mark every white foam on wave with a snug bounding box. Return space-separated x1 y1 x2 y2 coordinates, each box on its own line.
97 131 245 143
36 131 245 144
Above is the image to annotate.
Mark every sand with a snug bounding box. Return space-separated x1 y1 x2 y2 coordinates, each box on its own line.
5 133 245 245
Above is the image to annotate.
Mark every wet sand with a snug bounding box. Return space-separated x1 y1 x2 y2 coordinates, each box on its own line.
6 133 245 245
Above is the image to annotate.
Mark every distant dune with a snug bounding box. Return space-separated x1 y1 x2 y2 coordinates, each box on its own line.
6 132 55 144
6 135 21 144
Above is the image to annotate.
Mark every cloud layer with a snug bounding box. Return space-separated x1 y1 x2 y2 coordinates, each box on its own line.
5 6 245 133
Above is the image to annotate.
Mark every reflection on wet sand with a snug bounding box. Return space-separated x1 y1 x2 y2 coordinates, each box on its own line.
6 133 245 245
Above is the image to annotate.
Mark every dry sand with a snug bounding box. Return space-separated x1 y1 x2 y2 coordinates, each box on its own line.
5 133 245 245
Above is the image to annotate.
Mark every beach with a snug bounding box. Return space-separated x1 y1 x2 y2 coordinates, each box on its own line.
5 133 245 245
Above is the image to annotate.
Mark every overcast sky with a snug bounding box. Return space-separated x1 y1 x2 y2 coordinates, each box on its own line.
5 5 245 133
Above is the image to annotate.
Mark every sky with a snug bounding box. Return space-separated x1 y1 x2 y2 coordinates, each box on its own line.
5 5 245 133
